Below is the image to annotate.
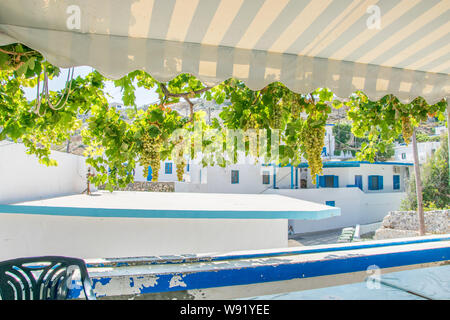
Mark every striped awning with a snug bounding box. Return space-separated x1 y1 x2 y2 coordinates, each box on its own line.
0 0 449 103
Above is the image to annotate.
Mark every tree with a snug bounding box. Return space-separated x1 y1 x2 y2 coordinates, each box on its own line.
346 92 447 235
0 43 448 199
401 134 450 210
0 44 341 189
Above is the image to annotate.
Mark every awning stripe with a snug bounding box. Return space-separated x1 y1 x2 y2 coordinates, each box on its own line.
302 0 374 57
355 1 448 63
0 0 448 103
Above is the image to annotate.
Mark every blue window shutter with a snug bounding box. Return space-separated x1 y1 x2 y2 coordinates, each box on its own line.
333 175 339 188
186 163 190 172
316 174 319 188
319 175 325 188
368 176 373 190
147 166 153 181
378 176 383 190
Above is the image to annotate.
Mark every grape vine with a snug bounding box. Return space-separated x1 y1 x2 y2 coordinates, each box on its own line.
401 116 413 145
140 133 162 182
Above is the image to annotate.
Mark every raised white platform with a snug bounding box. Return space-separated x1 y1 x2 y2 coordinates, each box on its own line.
0 191 339 260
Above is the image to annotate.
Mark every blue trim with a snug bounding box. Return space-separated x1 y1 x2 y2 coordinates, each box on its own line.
273 168 277 189
325 201 335 207
85 235 450 267
297 161 413 168
0 205 341 220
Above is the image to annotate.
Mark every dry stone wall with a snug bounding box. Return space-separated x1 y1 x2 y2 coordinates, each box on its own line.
375 209 449 239
98 181 174 192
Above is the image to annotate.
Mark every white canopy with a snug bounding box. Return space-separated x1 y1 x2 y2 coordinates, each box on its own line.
0 0 449 103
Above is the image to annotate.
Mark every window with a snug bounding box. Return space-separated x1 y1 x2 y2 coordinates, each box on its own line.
186 163 190 172
165 162 173 174
325 175 334 187
262 171 270 184
318 175 339 188
325 201 335 207
368 175 383 190
393 175 400 190
300 179 307 188
401 153 406 159
231 170 239 184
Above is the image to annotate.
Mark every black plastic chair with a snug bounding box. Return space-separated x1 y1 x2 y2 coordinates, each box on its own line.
0 256 96 300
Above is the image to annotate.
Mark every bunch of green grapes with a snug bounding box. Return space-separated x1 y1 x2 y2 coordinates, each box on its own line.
139 132 162 182
290 101 301 119
272 103 283 129
175 143 186 182
301 121 325 185
401 116 413 145
176 157 186 182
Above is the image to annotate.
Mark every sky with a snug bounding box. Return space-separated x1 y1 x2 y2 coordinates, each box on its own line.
23 66 160 107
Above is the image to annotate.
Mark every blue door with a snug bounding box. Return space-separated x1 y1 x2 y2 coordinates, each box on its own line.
393 175 400 190
355 175 362 190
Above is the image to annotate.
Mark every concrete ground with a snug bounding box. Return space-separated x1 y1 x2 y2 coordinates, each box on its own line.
288 228 343 247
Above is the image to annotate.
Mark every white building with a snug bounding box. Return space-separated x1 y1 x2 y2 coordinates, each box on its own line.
130 122 415 234
394 141 441 164
134 158 412 235
433 126 446 137
170 160 411 234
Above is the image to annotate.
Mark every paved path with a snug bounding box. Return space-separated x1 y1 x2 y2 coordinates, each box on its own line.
288 229 342 247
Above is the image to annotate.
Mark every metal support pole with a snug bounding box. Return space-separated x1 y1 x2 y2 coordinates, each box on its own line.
411 129 425 236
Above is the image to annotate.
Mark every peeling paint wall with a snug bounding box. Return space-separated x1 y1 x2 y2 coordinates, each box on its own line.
71 236 450 300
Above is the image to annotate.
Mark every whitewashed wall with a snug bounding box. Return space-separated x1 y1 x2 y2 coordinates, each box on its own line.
0 214 287 260
176 163 410 194
134 160 186 183
266 188 406 234
0 142 88 204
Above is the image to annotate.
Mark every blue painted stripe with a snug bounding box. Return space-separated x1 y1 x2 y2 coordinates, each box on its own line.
211 236 450 263
87 246 450 296
297 161 414 168
84 236 450 268
0 204 340 220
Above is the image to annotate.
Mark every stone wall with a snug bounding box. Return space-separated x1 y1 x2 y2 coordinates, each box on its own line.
98 181 174 192
375 209 450 240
